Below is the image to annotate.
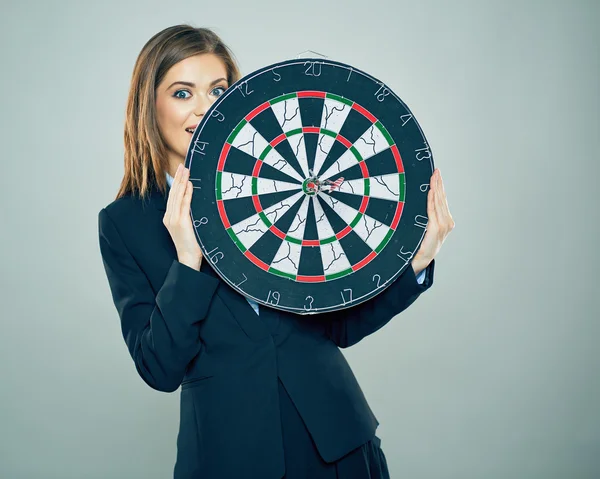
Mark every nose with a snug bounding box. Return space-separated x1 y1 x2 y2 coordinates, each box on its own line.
193 95 211 117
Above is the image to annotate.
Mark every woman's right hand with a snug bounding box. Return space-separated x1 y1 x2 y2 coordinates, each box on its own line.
163 163 203 271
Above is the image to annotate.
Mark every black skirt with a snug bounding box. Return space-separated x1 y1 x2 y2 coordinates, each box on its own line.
278 378 390 479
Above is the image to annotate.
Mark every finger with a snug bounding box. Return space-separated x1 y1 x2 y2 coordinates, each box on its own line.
426 187 438 231
436 170 453 227
431 178 444 230
438 169 446 195
426 170 437 216
166 163 183 217
436 173 451 229
173 167 189 220
425 170 438 222
185 180 193 209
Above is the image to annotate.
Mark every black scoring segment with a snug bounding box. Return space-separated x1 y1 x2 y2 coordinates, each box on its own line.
337 108 373 145
248 230 282 266
249 107 284 143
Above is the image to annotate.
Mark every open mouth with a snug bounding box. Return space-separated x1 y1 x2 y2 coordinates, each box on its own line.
185 128 195 135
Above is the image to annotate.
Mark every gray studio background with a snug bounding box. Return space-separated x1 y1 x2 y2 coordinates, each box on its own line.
1 0 598 477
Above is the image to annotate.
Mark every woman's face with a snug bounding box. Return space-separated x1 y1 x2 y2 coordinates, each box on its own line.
155 53 229 174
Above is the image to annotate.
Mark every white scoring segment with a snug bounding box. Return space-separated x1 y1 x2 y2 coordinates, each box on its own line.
369 174 402 202
352 124 390 162
231 122 270 158
271 97 303 132
318 122 394 181
286 133 310 178
231 214 269 249
353 214 389 251
255 178 302 196
335 178 366 196
314 99 352 175
318 194 359 227
261 147 305 183
312 197 337 240
285 196 310 240
271 240 302 276
318 148 359 182
314 135 336 177
318 194 389 251
320 98 352 133
320 241 352 275
262 191 304 225
220 173 254 200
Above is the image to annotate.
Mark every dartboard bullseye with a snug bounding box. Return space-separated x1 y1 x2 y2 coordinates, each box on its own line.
186 59 433 315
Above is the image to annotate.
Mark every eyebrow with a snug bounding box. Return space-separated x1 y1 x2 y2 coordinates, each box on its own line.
167 78 228 90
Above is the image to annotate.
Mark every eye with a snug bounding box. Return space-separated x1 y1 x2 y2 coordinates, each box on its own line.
173 89 191 99
211 86 227 97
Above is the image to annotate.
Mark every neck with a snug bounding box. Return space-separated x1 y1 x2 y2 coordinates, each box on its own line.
166 153 185 178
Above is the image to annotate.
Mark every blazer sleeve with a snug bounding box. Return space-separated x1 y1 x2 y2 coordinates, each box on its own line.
320 260 435 348
98 208 220 392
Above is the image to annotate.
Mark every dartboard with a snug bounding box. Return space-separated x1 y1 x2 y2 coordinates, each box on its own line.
186 58 433 315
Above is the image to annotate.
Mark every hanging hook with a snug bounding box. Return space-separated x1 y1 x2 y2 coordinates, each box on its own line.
296 50 329 59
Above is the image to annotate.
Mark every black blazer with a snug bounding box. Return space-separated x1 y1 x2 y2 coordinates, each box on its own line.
98 182 435 479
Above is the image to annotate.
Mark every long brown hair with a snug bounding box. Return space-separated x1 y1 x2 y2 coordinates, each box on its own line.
116 25 241 200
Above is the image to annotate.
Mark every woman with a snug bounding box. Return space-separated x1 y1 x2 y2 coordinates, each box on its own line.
98 24 454 479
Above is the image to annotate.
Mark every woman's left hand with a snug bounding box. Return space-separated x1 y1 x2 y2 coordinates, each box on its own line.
411 168 455 275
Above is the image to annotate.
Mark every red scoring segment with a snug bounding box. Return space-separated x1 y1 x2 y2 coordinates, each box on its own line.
252 195 262 212
352 251 377 272
244 250 269 271
296 275 326 282
270 226 287 240
335 226 353 240
302 239 320 247
217 200 230 228
245 101 270 121
297 91 326 98
336 134 352 149
271 133 287 147
359 161 369 177
217 143 231 171
358 197 369 214
303 127 320 134
252 160 263 177
390 145 404 172
351 103 377 123
390 202 404 230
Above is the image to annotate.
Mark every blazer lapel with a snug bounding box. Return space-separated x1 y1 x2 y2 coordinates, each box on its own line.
214 282 274 341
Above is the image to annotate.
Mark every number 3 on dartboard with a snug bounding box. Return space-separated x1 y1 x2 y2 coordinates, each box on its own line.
304 61 322 77
304 296 314 311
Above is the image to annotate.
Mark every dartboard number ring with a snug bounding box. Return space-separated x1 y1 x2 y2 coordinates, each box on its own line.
186 59 433 315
